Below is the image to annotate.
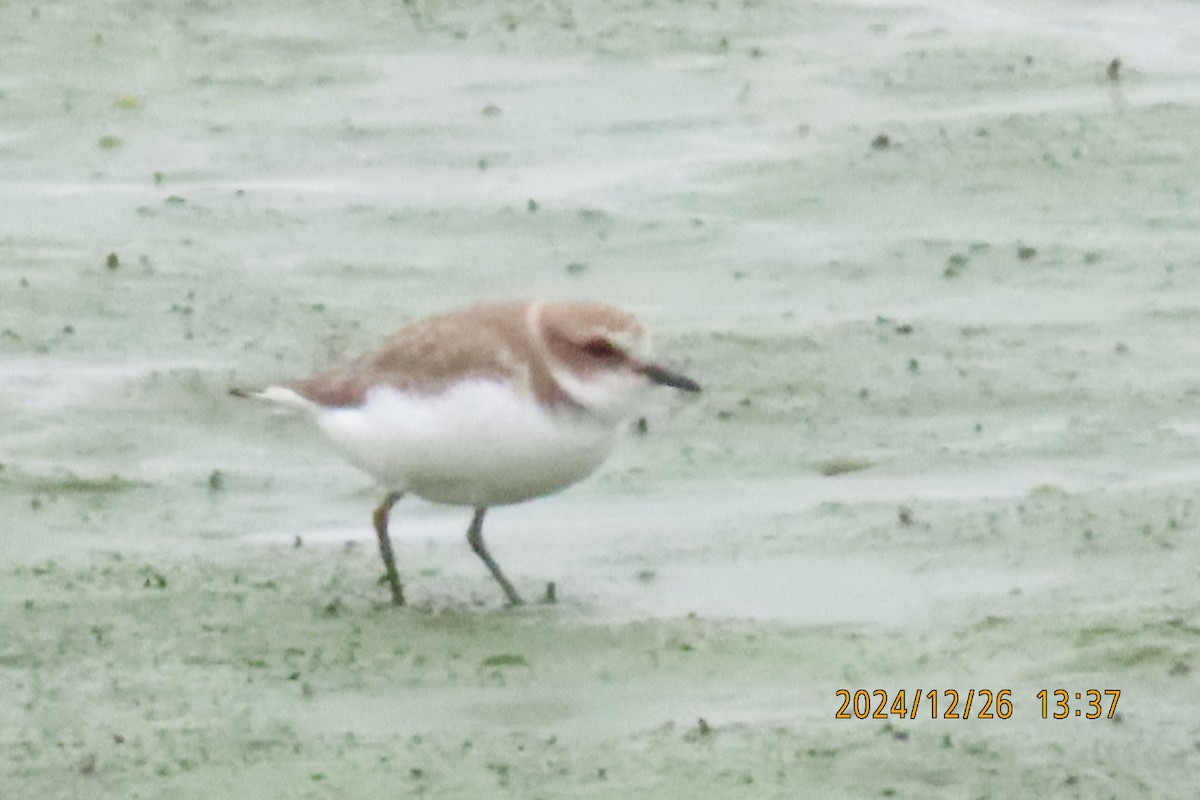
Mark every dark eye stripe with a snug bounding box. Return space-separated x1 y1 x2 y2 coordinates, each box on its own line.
583 338 618 358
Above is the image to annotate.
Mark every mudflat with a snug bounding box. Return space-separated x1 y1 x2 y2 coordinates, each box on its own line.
3 1 1199 796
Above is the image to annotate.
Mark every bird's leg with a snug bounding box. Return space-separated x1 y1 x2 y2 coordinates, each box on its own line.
466 507 524 606
372 491 405 606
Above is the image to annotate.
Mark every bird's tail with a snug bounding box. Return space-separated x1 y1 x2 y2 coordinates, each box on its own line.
229 385 319 413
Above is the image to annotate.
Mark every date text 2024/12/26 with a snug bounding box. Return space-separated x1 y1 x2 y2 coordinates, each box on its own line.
835 689 1122 720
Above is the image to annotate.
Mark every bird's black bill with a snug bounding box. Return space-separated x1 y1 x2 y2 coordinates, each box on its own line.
640 363 701 393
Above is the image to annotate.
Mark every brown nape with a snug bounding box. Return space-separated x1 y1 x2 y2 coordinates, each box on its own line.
286 302 579 410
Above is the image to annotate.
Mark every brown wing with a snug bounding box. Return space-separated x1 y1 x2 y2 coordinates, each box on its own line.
287 302 570 409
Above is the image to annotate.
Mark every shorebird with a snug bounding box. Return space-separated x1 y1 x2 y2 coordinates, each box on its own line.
233 300 700 606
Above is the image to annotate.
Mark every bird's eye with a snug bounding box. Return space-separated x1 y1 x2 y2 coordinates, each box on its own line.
582 338 618 358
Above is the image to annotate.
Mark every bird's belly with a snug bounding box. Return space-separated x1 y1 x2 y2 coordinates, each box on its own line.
313 381 618 507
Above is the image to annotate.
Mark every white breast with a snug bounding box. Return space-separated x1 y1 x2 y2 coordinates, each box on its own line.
312 380 619 507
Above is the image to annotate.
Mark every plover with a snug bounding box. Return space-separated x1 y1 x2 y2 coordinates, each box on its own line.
234 300 700 606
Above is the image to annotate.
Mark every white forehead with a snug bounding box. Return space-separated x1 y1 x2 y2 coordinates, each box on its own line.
609 325 651 359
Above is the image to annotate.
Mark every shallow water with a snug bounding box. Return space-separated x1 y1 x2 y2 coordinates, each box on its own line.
627 552 1065 625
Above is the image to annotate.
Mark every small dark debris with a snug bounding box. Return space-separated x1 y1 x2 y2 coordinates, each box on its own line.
1113 342 1130 356
113 734 125 744
1107 57 1121 83
480 653 529 668
564 261 588 276
165 195 186 205
63 324 75 335
907 358 919 373
697 718 712 735
207 470 224 491
293 535 303 549
323 598 345 617
894 323 913 335
144 572 168 589
527 198 539 212
543 581 557 604
944 253 969 278
481 104 502 117
1017 245 1037 260
898 506 914 526
153 171 164 185
634 417 649 435
105 252 119 270
871 132 891 150
820 458 871 477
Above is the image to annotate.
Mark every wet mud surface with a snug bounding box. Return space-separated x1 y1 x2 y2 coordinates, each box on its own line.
3 0 1200 796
